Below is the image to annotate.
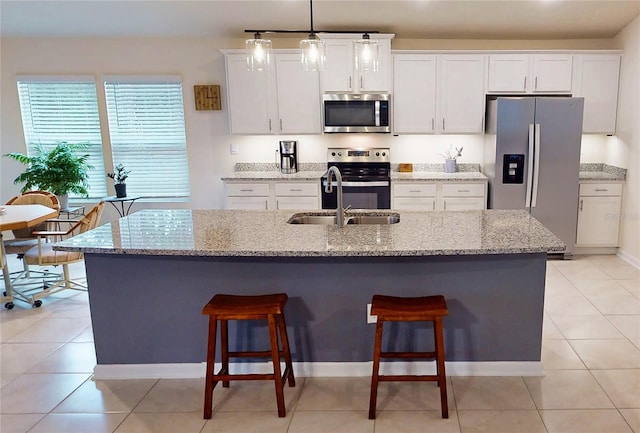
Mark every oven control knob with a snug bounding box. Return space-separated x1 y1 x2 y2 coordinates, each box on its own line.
331 152 336 157
382 152 386 157
338 152 342 156
375 152 380 156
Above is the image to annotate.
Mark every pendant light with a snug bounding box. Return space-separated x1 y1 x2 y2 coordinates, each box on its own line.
299 0 325 71
354 33 379 72
245 32 272 71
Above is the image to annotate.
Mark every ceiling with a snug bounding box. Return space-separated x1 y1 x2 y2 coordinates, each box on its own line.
1 0 639 40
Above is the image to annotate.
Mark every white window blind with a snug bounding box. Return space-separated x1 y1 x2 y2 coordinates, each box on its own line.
16 77 108 198
104 76 190 199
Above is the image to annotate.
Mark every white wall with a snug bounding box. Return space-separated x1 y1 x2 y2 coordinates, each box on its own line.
0 35 633 261
613 15 640 264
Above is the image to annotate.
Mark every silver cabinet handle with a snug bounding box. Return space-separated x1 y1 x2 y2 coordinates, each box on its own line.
432 201 436 210
269 119 272 131
348 76 352 89
457 190 470 193
579 199 583 211
442 118 445 131
289 189 302 192
409 190 421 193
444 201 447 210
524 76 527 91
535 76 538 90
431 118 435 131
265 200 269 210
240 189 254 192
595 188 609 192
360 76 363 89
280 119 283 130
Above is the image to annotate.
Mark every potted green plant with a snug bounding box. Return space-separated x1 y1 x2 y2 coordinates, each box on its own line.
4 141 94 209
107 163 131 198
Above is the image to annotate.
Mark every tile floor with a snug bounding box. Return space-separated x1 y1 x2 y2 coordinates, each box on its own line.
1 254 639 433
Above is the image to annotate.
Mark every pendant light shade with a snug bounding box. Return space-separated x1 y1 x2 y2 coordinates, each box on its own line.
354 33 379 72
245 32 272 71
300 33 326 71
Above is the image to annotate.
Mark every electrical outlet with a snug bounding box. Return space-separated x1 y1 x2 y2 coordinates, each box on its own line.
230 143 239 155
367 303 377 324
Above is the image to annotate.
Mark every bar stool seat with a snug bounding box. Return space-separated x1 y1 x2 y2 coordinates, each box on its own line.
369 294 449 419
202 293 295 419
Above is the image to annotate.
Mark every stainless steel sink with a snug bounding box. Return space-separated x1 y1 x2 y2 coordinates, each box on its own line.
287 212 400 225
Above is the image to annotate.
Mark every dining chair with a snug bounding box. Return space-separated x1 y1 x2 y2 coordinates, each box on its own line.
14 201 105 307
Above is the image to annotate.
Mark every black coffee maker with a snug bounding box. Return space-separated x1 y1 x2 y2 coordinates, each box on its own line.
279 141 298 174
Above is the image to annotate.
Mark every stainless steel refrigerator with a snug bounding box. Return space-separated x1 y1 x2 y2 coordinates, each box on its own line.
484 97 584 257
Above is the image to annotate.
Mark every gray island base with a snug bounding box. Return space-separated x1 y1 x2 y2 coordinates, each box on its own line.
55 209 564 379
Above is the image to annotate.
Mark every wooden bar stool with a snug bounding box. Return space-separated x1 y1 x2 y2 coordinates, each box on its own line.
368 294 449 419
201 293 295 419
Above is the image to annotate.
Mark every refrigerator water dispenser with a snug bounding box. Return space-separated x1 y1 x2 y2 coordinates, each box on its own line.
502 154 525 184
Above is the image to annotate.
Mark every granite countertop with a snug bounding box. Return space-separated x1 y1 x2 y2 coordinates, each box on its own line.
391 171 488 182
55 209 564 257
579 163 627 181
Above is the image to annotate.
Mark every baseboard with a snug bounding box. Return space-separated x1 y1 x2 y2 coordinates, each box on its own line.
618 249 640 269
93 361 543 380
574 246 619 256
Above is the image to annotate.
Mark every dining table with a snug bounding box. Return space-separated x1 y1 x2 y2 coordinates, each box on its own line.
0 204 59 309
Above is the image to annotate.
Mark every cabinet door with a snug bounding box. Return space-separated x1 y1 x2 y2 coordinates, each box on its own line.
393 197 436 211
321 40 354 92
442 197 486 211
275 54 322 134
488 54 529 93
275 196 319 210
393 54 437 134
531 54 573 93
225 196 270 210
225 54 276 134
437 55 486 134
359 39 391 93
576 196 621 246
573 54 620 134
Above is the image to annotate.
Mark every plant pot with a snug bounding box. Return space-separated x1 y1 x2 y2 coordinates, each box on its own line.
444 159 457 173
57 194 69 210
114 184 127 198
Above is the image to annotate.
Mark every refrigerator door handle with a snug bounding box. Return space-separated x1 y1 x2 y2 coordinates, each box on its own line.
531 123 542 208
525 123 535 209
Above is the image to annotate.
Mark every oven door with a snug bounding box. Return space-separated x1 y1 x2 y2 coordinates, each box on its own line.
321 180 391 210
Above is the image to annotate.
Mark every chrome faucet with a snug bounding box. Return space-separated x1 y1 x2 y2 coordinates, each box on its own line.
322 166 346 227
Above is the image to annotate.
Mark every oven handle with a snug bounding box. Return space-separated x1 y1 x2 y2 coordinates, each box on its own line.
322 181 390 187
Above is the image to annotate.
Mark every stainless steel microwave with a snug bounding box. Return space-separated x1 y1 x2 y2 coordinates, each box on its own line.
323 93 390 133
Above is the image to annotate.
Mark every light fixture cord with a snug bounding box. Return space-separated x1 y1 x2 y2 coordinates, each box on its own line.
309 0 314 33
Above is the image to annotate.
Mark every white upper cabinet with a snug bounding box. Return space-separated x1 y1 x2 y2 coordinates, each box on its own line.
437 55 486 134
392 54 437 134
225 52 321 134
572 54 621 134
488 54 573 93
320 35 392 93
275 54 322 134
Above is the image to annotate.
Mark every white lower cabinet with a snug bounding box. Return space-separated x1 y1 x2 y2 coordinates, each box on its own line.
576 182 623 247
393 181 487 211
224 181 320 210
274 182 320 210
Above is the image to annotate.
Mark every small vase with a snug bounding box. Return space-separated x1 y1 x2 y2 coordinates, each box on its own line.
114 183 127 198
444 159 457 173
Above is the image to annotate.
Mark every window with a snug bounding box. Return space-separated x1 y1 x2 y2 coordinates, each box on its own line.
16 76 108 198
104 76 190 199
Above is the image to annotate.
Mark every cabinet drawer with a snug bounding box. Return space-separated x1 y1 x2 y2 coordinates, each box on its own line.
225 183 270 196
393 197 436 211
441 183 485 197
274 182 318 197
579 183 622 196
393 183 437 197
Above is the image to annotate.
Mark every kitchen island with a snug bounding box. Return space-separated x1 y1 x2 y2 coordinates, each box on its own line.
55 209 564 379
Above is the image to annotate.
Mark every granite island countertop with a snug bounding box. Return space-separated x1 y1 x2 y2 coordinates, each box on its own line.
55 209 564 257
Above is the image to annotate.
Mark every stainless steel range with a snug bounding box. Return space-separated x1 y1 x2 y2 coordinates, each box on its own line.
321 148 391 210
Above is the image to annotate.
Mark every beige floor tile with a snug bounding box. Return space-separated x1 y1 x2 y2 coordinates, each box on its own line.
209 378 303 413
70 325 94 343
598 264 640 280
539 409 633 433
544 294 600 316
545 276 582 298
607 315 640 348
373 410 461 433
541 339 586 370
550 314 625 339
200 411 292 433
6 317 91 343
556 260 611 282
0 308 53 342
523 370 614 409
114 412 206 433
287 410 373 433
0 373 90 413
296 377 370 411
591 369 640 408
0 371 20 389
0 342 62 374
28 413 128 433
571 278 629 297
54 378 158 413
42 294 92 319
588 292 640 315
569 339 640 369
451 377 536 410
373 378 455 412
542 316 564 340
27 342 97 373
618 279 640 298
621 409 640 433
457 410 546 433
0 414 45 433
586 255 631 267
133 378 204 413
